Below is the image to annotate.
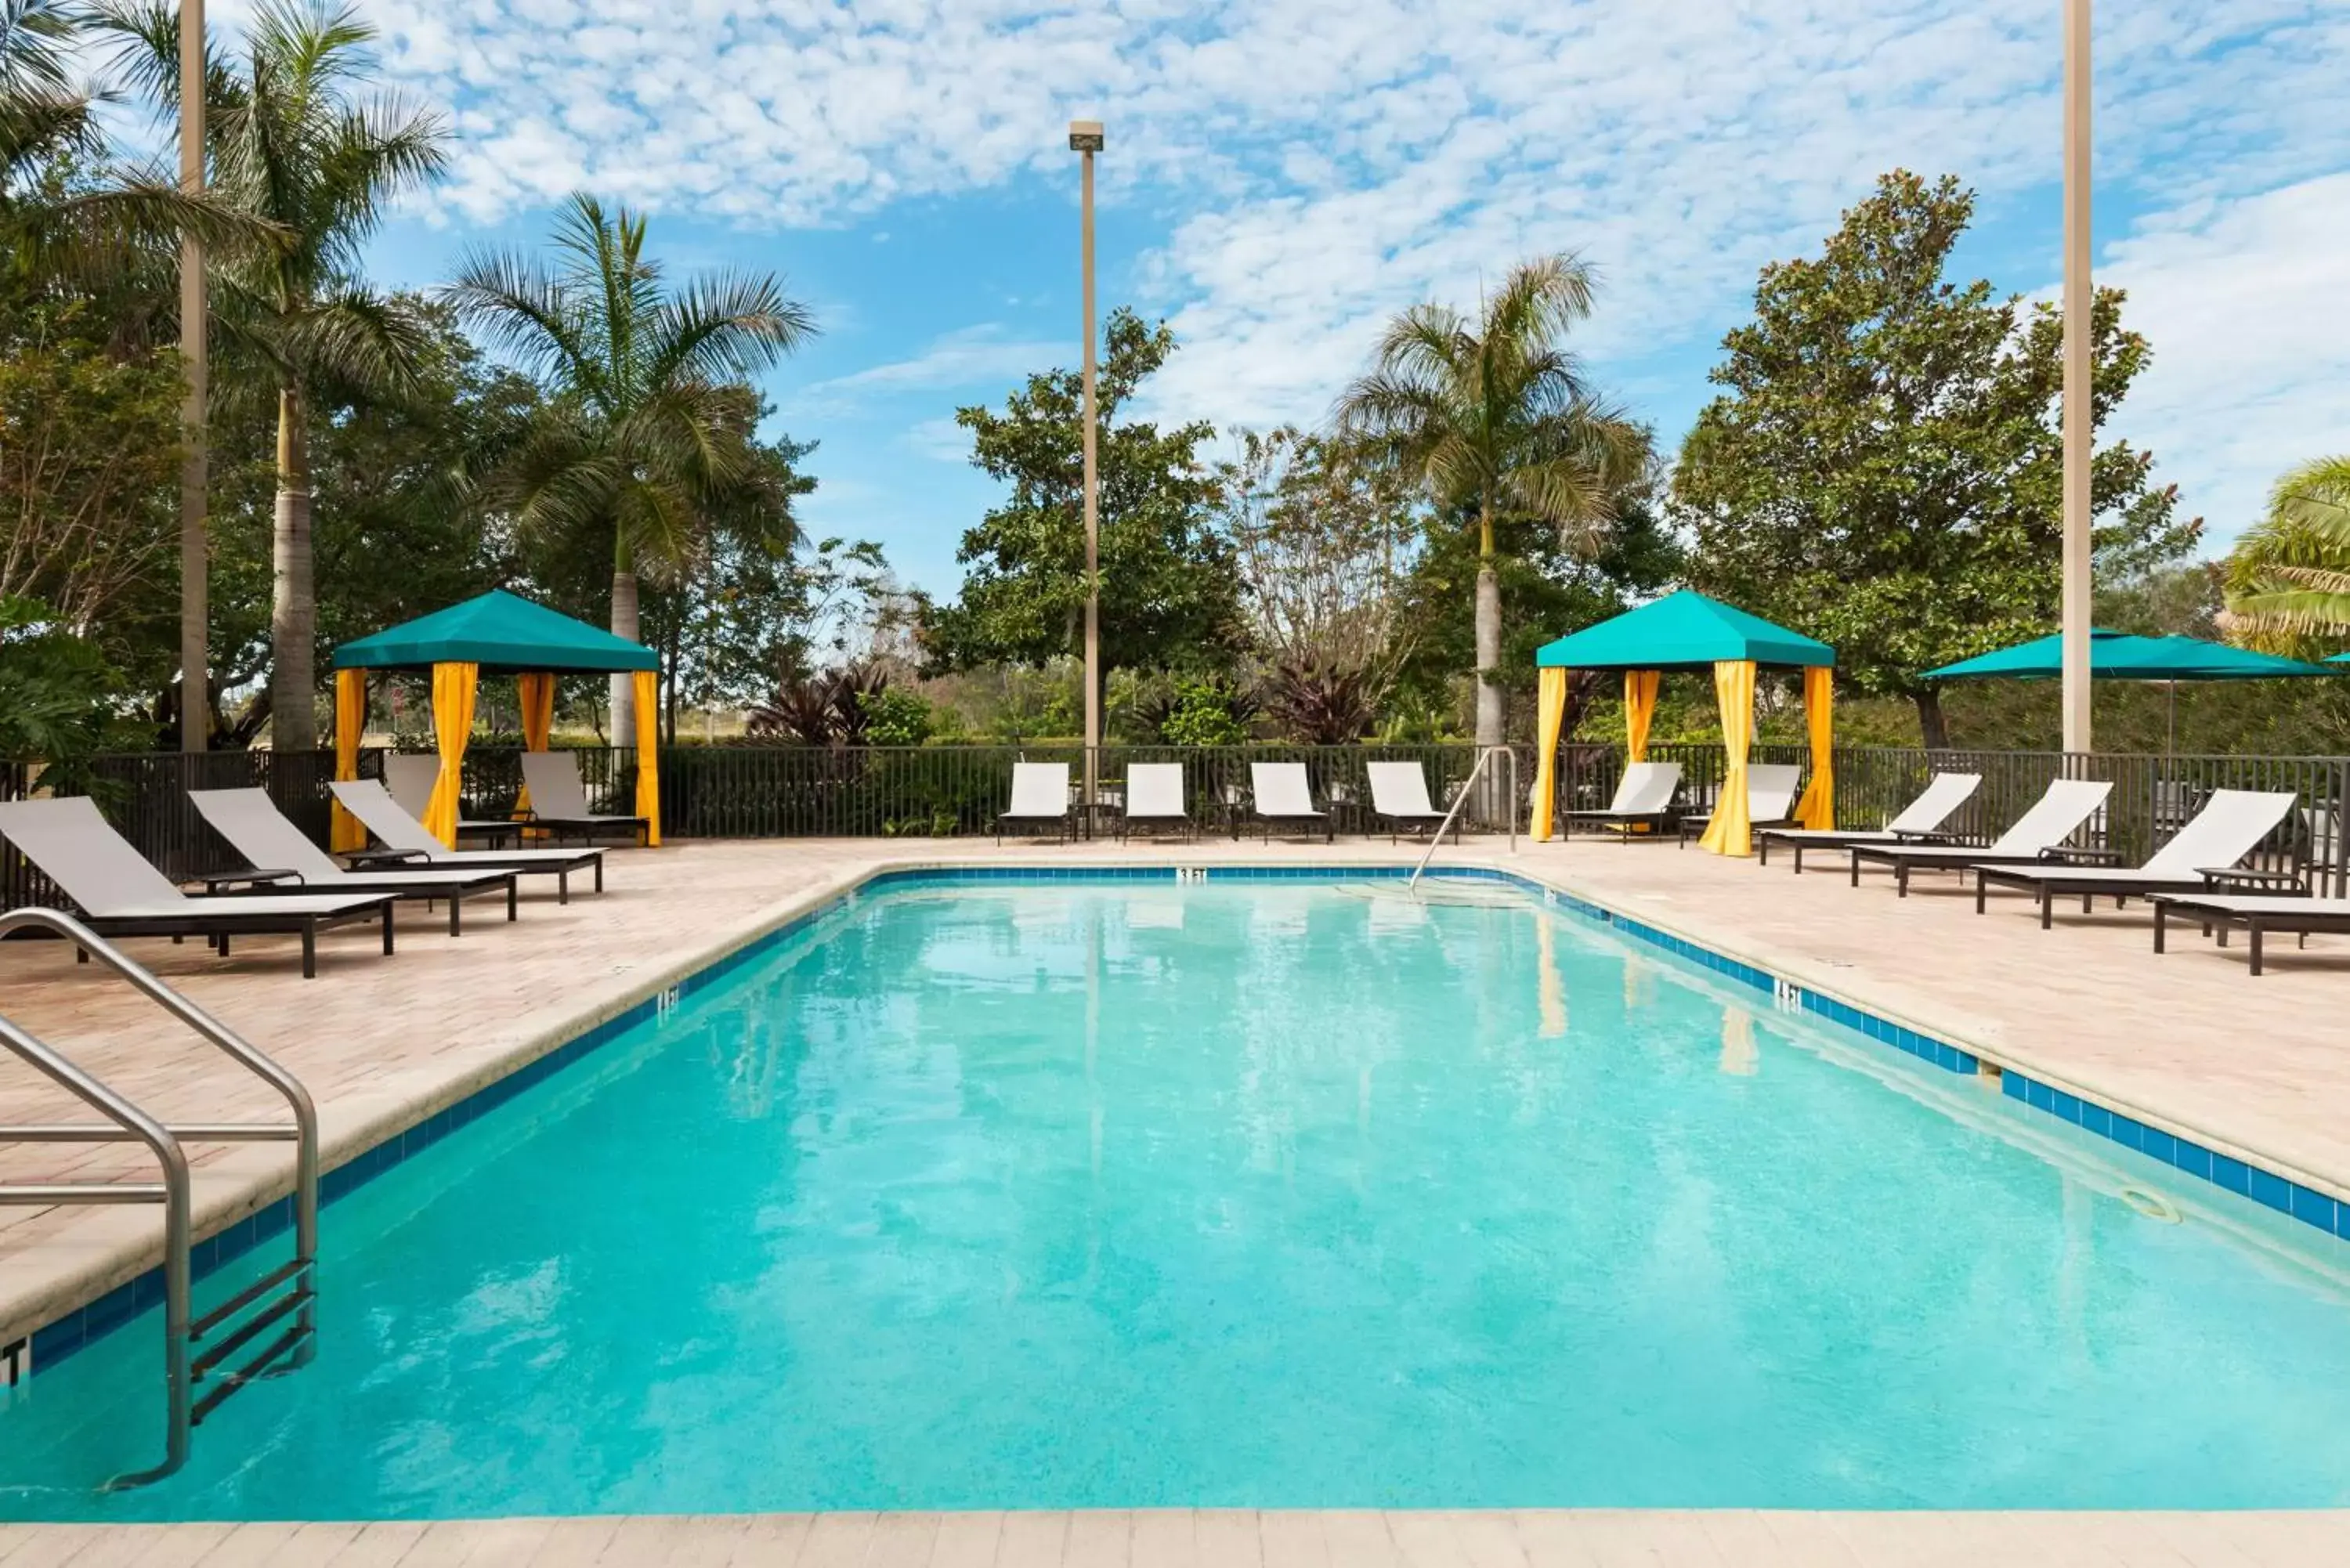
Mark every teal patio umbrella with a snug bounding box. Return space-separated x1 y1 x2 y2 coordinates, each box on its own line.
1923 631 2337 751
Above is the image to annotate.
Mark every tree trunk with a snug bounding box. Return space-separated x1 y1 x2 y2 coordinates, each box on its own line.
1914 688 1950 751
268 385 317 752
610 562 640 750
1473 500 1504 824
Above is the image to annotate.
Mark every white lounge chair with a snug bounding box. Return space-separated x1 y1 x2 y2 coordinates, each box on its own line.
1679 763 1803 847
189 787 519 934
1561 761 1682 840
0 796 396 977
998 762 1073 842
1846 778 2113 896
1366 761 1454 843
1755 772 1983 872
381 753 523 847
328 779 603 901
518 752 652 845
2150 891 2350 976
1972 789 2298 928
1249 762 1331 842
1119 763 1191 841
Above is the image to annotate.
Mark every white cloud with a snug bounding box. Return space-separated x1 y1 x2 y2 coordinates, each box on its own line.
2100 172 2350 543
167 0 2350 543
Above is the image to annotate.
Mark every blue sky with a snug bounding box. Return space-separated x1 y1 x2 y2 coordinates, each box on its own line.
326 1 2350 596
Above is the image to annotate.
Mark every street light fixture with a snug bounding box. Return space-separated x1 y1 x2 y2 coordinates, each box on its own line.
1069 120 1104 817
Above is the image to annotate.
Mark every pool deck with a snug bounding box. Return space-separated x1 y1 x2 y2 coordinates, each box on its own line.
4 832 2349 1563
4 1508 2348 1566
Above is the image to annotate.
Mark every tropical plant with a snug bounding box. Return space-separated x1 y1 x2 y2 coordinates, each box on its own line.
1133 674 1257 746
99 0 448 750
1258 657 1379 746
1334 256 1649 750
443 193 815 745
0 594 143 785
2219 457 2350 652
746 662 891 747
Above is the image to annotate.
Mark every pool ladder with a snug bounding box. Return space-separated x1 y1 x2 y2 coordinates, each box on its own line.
0 908 320 1489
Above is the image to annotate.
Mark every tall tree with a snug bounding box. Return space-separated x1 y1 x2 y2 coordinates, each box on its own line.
2218 456 2350 652
921 308 1244 683
1218 425 1419 677
1674 171 2197 746
1334 256 1648 751
443 192 814 743
101 0 448 751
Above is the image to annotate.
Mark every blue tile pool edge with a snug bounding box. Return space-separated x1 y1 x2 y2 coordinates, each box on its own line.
13 858 2345 1383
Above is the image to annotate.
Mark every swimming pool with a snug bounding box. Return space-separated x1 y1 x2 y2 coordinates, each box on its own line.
6 874 2350 1517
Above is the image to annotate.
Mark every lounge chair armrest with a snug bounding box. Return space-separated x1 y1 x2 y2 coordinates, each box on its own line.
2037 844 2124 865
345 848 430 868
2198 864 2308 894
200 866 303 892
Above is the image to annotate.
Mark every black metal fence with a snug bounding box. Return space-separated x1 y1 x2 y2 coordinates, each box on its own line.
1553 742 2350 894
5 741 2348 909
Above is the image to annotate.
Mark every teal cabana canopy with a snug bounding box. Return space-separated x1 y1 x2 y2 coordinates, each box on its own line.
1534 589 1835 671
1922 629 2333 682
1530 590 1837 856
333 589 657 675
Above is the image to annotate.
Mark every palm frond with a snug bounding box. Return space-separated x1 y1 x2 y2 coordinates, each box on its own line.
644 270 817 388
0 0 78 101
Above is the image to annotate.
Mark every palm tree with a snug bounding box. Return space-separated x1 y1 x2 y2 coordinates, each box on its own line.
2220 457 2350 652
99 0 446 751
5 0 278 288
443 193 815 742
1335 255 1647 750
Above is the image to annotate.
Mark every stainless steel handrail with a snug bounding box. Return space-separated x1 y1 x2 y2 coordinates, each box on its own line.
0 907 321 1487
0 1013 191 1486
1408 746 1520 894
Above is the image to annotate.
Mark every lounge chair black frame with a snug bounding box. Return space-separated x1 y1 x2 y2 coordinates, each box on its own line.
2151 892 2350 977
67 898 396 980
1972 858 2235 929
1845 840 2115 898
1754 827 1963 873
346 845 602 903
1374 811 1457 845
201 865 519 935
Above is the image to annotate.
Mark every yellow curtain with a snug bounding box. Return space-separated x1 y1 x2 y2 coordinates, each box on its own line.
1624 670 1661 762
331 669 367 851
1531 666 1569 840
424 661 479 848
1697 659 1758 857
1795 665 1835 830
632 667 662 847
513 672 556 822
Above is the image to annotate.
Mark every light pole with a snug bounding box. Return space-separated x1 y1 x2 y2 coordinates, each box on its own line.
2060 0 2092 754
179 0 208 753
1069 120 1104 818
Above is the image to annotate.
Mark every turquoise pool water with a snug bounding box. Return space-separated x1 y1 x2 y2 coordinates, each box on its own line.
6 879 2350 1517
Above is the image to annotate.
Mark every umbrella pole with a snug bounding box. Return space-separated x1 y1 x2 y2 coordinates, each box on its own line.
2166 681 2175 758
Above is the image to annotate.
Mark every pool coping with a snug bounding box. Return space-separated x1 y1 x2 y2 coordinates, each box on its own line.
9 851 2349 1386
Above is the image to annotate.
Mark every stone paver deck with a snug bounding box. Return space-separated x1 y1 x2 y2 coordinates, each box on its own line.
4 1508 2350 1566
4 833 2348 1563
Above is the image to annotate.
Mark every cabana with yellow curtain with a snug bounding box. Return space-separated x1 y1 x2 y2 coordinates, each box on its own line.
331 590 663 851
1530 590 1836 857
